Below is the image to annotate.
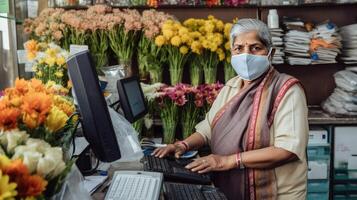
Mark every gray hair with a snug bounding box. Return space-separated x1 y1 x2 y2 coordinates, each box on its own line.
230 18 272 50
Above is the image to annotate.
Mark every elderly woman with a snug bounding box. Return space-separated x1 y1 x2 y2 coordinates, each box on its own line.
153 18 308 200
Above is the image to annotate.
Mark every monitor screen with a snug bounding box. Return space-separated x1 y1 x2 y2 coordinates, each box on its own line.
117 77 147 123
67 50 121 162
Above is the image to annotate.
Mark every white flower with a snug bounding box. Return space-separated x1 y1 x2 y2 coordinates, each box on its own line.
26 138 51 154
22 151 42 173
141 82 165 100
51 161 66 178
144 115 153 129
37 157 57 178
0 129 28 154
12 145 38 159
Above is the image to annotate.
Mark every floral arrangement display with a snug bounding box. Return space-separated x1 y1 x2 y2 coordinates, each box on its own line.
154 20 191 85
138 10 174 83
133 82 165 137
24 40 71 90
0 133 71 199
223 22 237 82
0 79 77 198
155 82 223 143
108 8 142 72
0 78 76 148
183 16 226 84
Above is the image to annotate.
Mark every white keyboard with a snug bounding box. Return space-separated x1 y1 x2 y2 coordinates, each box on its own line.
105 171 163 200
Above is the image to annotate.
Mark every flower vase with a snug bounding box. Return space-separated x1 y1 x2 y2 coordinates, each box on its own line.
94 53 108 74
190 65 202 86
169 67 184 85
182 122 195 139
138 62 149 81
149 69 163 83
204 66 217 84
162 122 176 144
224 62 236 82
119 59 132 77
133 118 144 138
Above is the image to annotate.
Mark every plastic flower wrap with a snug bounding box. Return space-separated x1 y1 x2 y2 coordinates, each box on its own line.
138 10 174 83
0 129 73 199
25 41 70 89
0 78 76 148
155 20 193 85
183 15 226 84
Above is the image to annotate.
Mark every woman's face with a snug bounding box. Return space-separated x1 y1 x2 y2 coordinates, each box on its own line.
231 31 269 56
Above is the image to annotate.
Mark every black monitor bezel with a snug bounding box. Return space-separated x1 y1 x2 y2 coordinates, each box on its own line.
117 76 148 123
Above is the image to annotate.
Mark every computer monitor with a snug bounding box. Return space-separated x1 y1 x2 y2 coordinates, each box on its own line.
67 51 121 162
117 76 148 123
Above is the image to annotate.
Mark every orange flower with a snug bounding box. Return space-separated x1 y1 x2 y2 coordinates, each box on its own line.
24 40 38 53
29 79 44 93
16 175 47 198
2 159 29 178
0 107 21 130
14 78 30 95
2 159 47 198
21 92 52 128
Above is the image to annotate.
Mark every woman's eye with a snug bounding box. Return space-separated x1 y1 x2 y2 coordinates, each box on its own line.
252 46 261 51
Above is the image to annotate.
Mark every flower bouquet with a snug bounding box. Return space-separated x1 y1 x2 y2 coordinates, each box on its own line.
0 79 78 199
108 8 142 75
134 82 165 138
200 82 224 114
0 130 74 199
180 85 205 139
25 40 71 91
155 20 191 85
223 22 236 82
156 84 187 144
0 78 76 149
139 10 173 83
23 8 66 46
183 16 226 84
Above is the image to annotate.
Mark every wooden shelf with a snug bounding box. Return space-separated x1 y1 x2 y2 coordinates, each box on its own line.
308 107 357 125
55 2 357 10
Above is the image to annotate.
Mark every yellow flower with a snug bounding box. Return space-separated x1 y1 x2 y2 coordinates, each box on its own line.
218 52 225 61
155 35 166 47
45 57 56 67
170 36 181 47
191 41 202 54
56 56 66 66
204 22 215 33
233 17 239 24
10 97 22 107
55 71 63 78
183 18 195 27
162 23 173 31
173 23 182 31
45 106 69 132
208 15 215 20
225 41 231 50
163 29 174 40
45 48 57 58
224 23 233 38
165 19 174 25
179 46 189 55
38 58 45 64
215 20 224 32
0 171 17 200
0 155 11 168
46 80 56 88
36 71 43 78
178 27 188 36
27 52 36 61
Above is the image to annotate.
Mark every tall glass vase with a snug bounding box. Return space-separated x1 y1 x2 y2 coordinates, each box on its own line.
190 65 202 86
119 59 132 78
224 61 236 82
149 69 163 83
162 122 176 144
204 66 217 84
169 67 184 85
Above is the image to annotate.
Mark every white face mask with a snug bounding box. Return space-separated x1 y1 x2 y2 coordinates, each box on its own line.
231 49 272 81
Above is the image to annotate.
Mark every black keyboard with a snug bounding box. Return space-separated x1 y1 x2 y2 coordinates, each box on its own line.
164 182 228 200
142 155 211 185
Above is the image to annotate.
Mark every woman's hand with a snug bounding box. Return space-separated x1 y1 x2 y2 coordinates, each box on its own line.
185 154 237 174
152 143 186 158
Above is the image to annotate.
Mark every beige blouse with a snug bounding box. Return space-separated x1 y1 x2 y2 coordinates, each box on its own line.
195 76 308 200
